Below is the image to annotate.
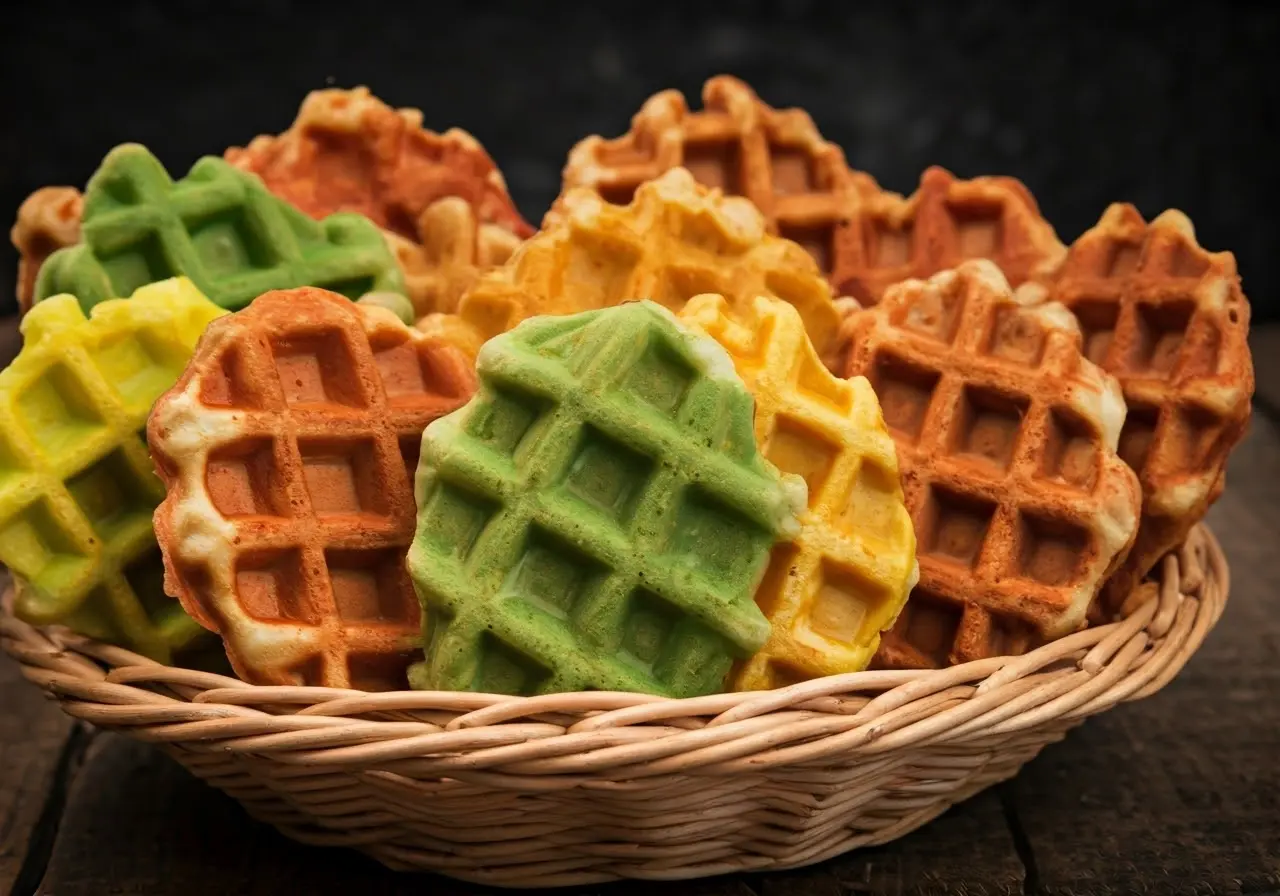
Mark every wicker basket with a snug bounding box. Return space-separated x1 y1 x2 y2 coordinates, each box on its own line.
0 524 1228 889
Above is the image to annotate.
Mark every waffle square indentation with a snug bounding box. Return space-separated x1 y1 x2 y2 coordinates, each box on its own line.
17 364 107 457
206 439 289 519
562 426 655 526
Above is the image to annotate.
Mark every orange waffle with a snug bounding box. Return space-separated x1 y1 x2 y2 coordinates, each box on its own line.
225 86 534 315
148 287 476 689
421 167 847 368
1017 205 1253 617
841 260 1141 669
833 166 1066 307
11 186 83 313
561 75 875 289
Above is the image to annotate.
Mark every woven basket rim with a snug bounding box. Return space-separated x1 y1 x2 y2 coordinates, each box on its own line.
0 524 1227 740
0 525 1229 888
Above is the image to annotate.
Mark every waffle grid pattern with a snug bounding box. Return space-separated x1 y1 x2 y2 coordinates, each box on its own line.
224 85 534 244
224 86 533 317
835 166 1066 308
149 289 474 689
35 145 404 312
424 168 844 368
680 294 918 690
562 75 873 288
0 282 224 661
843 262 1140 669
411 302 799 698
1018 204 1254 611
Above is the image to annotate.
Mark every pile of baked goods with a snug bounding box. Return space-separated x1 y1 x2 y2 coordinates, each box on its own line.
0 76 1253 697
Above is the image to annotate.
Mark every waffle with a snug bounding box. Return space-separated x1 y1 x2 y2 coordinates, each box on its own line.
841 261 1141 669
225 86 533 316
561 75 875 289
355 290 416 325
1017 204 1253 617
391 197 525 317
679 294 919 690
148 287 477 689
408 300 808 697
833 166 1066 307
11 186 83 313
33 143 405 312
420 167 846 369
0 278 225 662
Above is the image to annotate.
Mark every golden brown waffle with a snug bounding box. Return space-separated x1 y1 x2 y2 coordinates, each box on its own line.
11 186 83 313
833 166 1066 307
225 86 534 315
560 75 876 289
1017 204 1253 617
148 287 477 689
421 167 847 368
387 197 524 316
841 260 1141 669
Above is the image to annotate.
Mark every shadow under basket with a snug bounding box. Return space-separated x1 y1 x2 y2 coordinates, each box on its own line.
0 524 1229 890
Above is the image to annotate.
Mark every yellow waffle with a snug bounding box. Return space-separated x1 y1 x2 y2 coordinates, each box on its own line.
419 168 846 369
0 278 225 661
680 294 918 689
561 75 876 289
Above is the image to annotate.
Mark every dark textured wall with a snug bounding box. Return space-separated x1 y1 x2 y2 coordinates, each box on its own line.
3 0 1275 320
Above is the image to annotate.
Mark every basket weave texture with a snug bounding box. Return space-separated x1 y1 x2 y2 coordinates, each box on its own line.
0 524 1227 889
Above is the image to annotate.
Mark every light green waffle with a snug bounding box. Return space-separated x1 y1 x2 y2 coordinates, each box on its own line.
407 300 807 697
0 278 225 662
33 143 405 312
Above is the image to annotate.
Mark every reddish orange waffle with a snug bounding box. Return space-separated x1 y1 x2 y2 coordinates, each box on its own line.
226 86 534 315
148 287 476 689
842 261 1141 669
1019 204 1253 617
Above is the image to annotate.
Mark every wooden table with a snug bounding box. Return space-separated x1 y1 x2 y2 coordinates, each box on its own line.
2 320 1278 896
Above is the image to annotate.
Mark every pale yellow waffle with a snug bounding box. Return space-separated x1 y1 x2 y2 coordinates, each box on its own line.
1018 205 1253 618
561 75 876 288
419 167 846 369
11 187 84 313
680 294 918 689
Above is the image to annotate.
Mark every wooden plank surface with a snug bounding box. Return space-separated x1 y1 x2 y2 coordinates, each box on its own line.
0 312 78 893
0 618 80 894
2 318 1278 894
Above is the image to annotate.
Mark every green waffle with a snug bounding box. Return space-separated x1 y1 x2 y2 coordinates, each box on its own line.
0 279 225 662
407 300 807 697
32 143 405 312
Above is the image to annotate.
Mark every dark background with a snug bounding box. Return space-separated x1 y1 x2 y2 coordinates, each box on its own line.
2 0 1276 321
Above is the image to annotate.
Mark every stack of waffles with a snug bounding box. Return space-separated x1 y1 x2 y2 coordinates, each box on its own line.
0 75 1252 694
